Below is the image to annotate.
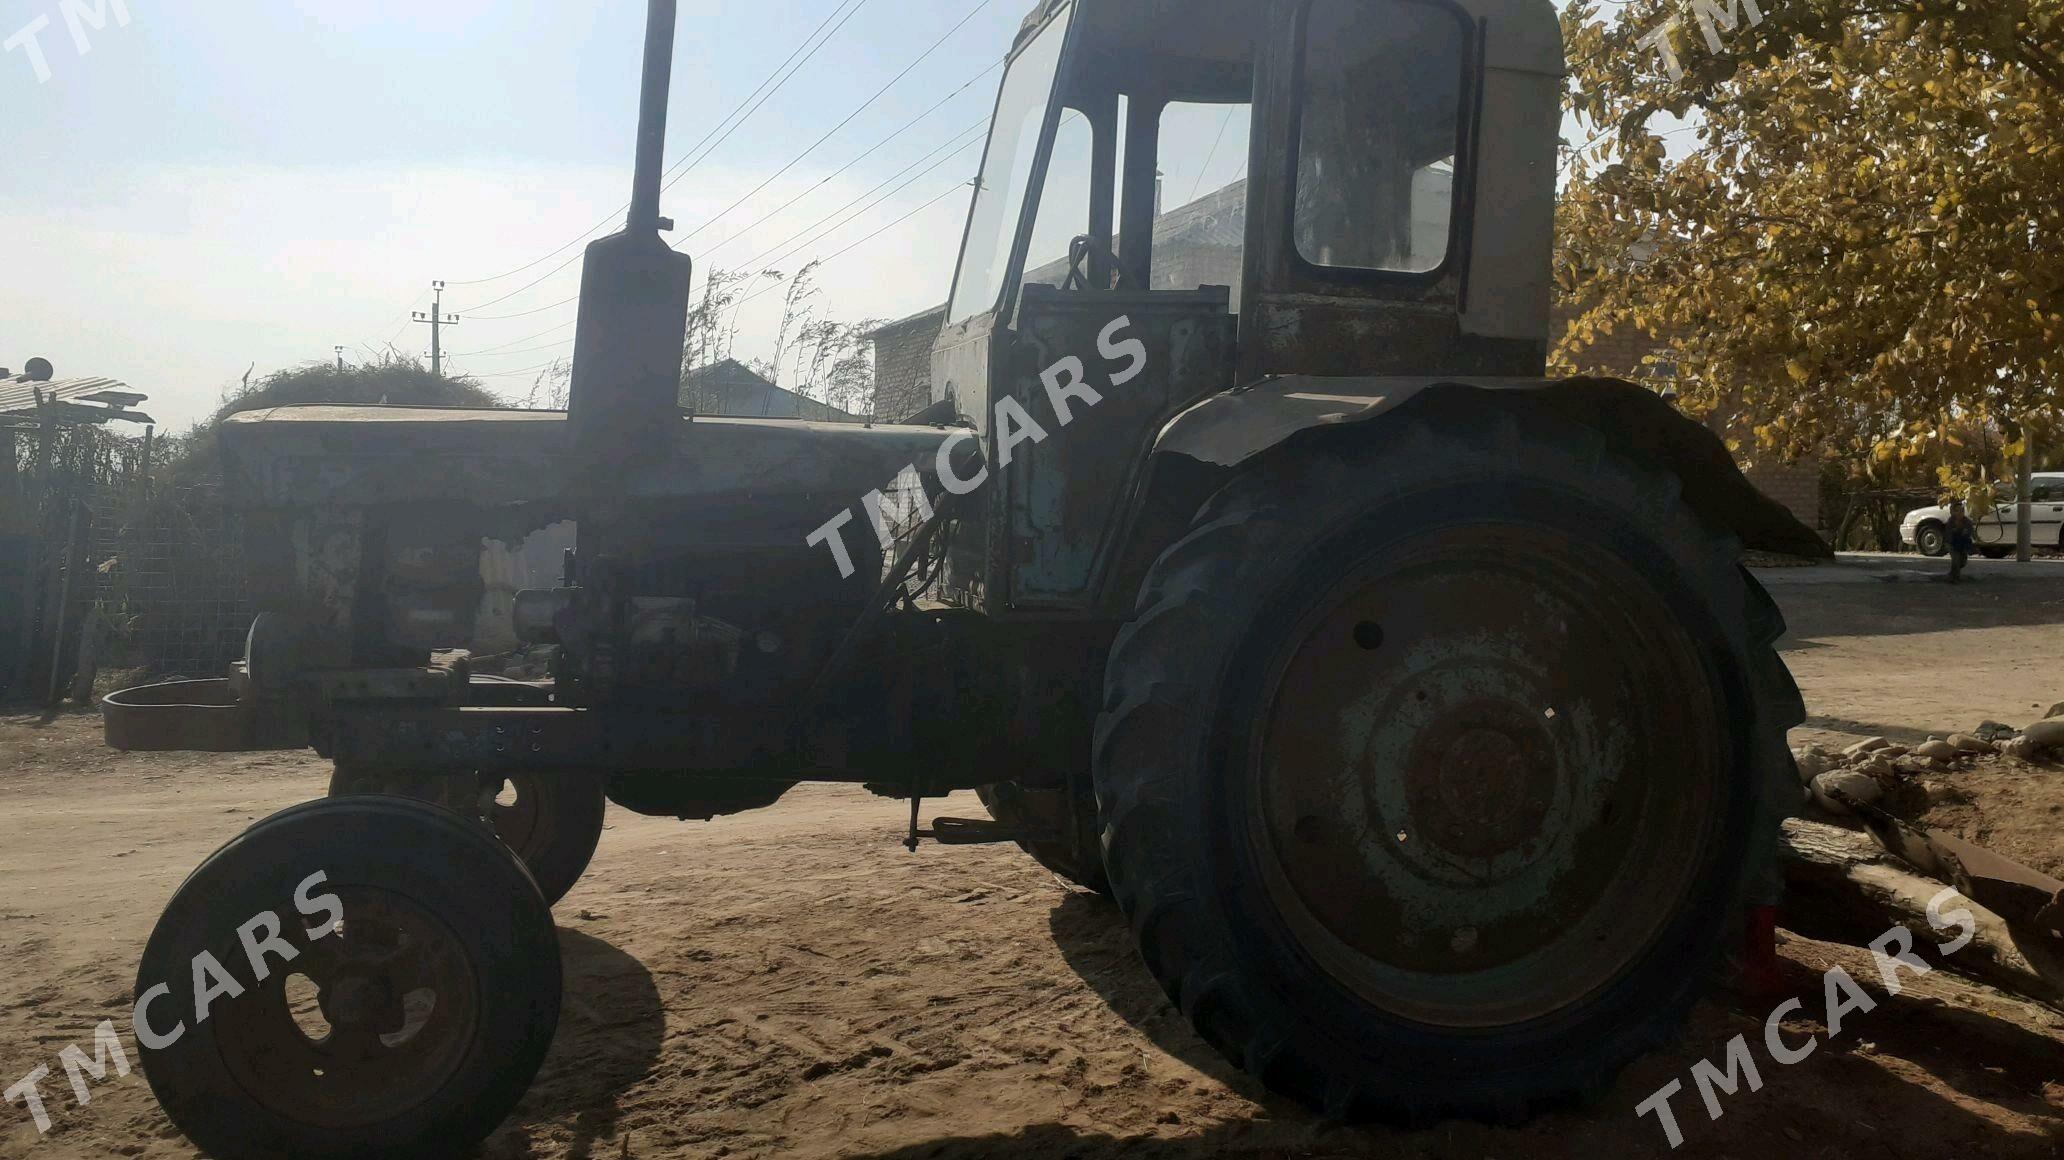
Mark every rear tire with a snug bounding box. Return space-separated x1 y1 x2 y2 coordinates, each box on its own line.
328 767 605 906
1980 544 2014 560
1093 398 1799 1121
137 796 562 1160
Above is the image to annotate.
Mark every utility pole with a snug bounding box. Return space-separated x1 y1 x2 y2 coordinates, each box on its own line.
412 281 460 377
2017 433 2035 563
334 345 346 370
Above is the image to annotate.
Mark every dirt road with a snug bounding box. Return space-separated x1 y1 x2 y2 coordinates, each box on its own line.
2 561 2062 1159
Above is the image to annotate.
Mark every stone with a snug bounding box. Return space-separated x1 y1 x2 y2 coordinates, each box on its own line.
1920 779 1967 805
1894 755 1944 778
2047 702 2064 720
2005 734 2046 762
1976 720 2019 741
1879 744 1911 759
1853 753 1898 778
1793 748 1831 784
1947 733 1997 755
1912 739 1962 762
2023 719 2064 751
1843 737 1892 759
1813 770 1884 815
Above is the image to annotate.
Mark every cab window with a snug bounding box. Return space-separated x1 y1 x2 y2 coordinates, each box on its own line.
948 8 1073 323
1293 0 1467 274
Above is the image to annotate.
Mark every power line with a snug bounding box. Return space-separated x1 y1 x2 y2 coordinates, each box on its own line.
452 317 579 358
462 72 990 336
467 83 993 326
670 0 1000 253
741 126 985 275
735 176 975 310
1189 106 1239 203
476 359 572 380
653 0 877 201
451 0 877 310
460 130 979 366
699 61 1000 262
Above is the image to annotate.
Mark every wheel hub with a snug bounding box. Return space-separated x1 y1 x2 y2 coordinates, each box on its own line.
213 887 479 1127
1409 708 1556 864
1247 524 1723 1027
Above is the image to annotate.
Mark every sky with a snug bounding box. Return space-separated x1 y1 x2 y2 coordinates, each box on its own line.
1 0 1037 429
2 0 1626 431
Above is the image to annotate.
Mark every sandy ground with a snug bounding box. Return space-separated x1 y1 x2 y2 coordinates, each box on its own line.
3 559 2063 1159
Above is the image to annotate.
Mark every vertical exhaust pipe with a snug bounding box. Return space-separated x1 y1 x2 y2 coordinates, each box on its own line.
627 0 678 236
567 0 694 466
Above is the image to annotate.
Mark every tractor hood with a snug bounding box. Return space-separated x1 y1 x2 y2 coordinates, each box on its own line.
217 405 965 510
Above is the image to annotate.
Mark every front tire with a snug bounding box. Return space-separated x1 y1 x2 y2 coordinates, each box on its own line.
1093 398 1799 1121
1914 521 1947 557
137 797 562 1160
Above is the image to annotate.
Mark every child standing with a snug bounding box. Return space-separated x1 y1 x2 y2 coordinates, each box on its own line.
1946 499 1976 583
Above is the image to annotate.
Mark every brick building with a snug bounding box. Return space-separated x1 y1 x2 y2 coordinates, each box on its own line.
1552 306 1824 531
866 310 946 425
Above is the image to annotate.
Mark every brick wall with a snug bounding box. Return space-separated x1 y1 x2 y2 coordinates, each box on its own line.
1742 458 1823 530
868 309 945 423
1555 302 1825 531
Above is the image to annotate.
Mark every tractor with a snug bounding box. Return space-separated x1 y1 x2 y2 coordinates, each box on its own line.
106 0 1823 1155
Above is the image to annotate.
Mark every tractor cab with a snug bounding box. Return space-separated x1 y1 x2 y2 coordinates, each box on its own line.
931 0 1564 613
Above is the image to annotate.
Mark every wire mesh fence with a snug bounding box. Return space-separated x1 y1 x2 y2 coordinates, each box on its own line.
2 415 251 701
86 483 251 685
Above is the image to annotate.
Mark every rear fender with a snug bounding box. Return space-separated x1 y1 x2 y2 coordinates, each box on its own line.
1127 376 1828 587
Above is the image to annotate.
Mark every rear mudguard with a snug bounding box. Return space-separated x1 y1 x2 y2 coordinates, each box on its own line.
1151 375 1829 560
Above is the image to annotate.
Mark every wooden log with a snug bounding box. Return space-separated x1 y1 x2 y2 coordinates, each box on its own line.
1781 818 2064 1009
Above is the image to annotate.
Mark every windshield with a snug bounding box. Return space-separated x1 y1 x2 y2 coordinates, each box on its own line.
946 5 1074 323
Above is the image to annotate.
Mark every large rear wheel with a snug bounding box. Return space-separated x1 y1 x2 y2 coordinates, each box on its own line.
136 796 562 1159
1094 399 1799 1121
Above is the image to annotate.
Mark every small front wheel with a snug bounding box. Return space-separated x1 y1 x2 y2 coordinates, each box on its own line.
136 797 562 1160
1913 521 1947 557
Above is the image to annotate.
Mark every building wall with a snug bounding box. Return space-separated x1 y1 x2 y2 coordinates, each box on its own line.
1555 303 1825 532
869 312 944 423
1742 458 1823 530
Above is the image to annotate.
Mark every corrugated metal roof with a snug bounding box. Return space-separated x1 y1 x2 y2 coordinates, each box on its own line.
0 376 151 423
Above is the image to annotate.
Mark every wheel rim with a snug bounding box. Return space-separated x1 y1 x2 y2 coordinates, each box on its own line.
490 774 548 861
1245 523 1724 1028
1919 528 1944 554
212 886 481 1128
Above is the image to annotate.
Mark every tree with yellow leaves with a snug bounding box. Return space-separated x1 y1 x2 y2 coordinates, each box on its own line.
1555 0 2064 510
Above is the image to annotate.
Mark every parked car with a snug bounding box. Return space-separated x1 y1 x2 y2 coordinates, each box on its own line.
1902 473 2064 557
